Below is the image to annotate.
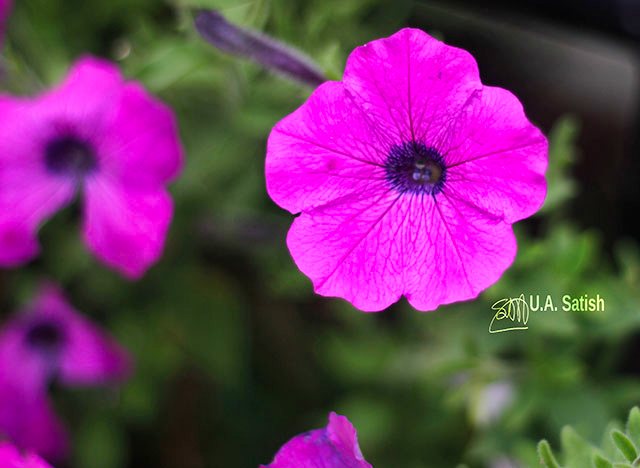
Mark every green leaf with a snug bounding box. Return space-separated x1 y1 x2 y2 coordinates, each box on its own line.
538 440 561 468
612 430 638 462
593 453 614 468
627 407 640 448
561 426 594 467
601 421 627 461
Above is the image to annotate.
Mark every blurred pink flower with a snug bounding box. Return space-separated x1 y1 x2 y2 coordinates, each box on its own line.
266 28 547 312
261 412 371 468
0 283 131 390
0 284 131 461
0 441 53 468
0 56 184 278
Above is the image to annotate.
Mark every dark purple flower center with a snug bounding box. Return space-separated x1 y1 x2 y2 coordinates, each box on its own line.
44 136 97 176
384 142 446 195
24 319 65 354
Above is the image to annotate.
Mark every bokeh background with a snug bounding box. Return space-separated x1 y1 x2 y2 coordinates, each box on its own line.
2 0 640 466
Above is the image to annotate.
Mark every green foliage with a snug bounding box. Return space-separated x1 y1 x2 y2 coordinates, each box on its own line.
538 407 640 468
540 116 579 215
612 430 638 463
539 440 561 468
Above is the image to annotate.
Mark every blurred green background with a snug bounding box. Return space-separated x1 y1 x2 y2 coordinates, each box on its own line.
1 0 640 467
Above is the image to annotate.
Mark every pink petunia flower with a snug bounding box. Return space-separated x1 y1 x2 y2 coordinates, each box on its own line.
0 284 131 461
266 28 548 312
261 412 372 468
0 441 54 468
0 56 183 278
0 283 131 391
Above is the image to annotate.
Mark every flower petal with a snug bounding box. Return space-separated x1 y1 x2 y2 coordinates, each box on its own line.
325 413 370 465
288 186 515 312
82 179 173 279
97 82 184 189
0 381 67 463
0 442 54 468
261 412 371 468
443 86 548 223
0 99 76 266
403 192 517 310
266 81 390 214
287 188 407 312
0 316 53 393
37 56 126 132
343 28 482 145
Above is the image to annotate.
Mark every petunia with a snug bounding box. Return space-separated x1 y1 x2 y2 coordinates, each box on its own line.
0 56 183 278
0 284 130 461
261 412 372 468
0 283 131 392
266 28 547 312
0 441 54 468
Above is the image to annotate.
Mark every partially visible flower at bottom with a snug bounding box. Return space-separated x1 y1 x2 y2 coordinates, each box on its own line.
0 382 66 463
0 441 53 468
261 412 372 468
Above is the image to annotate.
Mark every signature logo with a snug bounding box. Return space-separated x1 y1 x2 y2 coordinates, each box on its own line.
488 294 530 333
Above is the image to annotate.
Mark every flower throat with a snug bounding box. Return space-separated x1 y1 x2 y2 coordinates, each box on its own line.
45 136 97 176
384 141 446 195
